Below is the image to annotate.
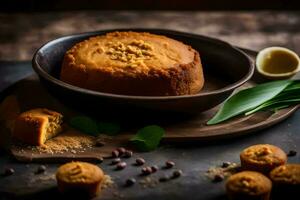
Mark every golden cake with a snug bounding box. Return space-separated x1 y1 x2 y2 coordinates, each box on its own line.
56 162 104 197
270 164 300 195
226 171 272 200
240 144 287 174
13 108 63 146
60 31 204 96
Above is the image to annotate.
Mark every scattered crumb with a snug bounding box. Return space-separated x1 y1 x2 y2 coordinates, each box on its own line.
28 173 55 184
139 177 159 188
113 191 124 199
205 162 241 181
101 175 115 190
70 149 77 154
34 130 96 154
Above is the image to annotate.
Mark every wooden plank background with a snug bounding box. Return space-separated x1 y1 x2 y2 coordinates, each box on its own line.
1 11 300 61
1 0 300 12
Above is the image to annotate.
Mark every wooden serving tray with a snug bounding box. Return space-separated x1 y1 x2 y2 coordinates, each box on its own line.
0 49 298 162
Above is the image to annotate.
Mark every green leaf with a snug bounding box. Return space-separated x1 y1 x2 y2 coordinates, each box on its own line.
130 125 165 151
69 116 99 136
273 81 300 100
97 122 121 135
245 98 300 115
272 104 291 112
273 92 300 101
282 80 300 92
207 80 293 125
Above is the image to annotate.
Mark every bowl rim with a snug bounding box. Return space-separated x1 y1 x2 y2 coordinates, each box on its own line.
32 28 254 100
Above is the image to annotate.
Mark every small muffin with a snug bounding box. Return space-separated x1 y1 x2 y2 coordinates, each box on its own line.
60 31 204 96
240 144 287 174
270 164 300 195
226 171 272 200
56 162 104 197
13 108 63 146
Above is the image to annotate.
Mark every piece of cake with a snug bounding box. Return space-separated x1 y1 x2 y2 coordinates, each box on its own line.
60 31 204 96
269 164 300 195
56 162 104 197
240 144 287 174
226 171 272 200
13 108 63 146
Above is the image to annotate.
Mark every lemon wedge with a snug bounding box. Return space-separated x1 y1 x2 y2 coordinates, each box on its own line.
256 47 300 79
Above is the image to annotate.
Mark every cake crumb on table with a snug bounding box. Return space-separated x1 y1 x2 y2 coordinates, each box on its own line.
139 177 159 188
205 162 240 182
101 175 115 189
35 130 95 154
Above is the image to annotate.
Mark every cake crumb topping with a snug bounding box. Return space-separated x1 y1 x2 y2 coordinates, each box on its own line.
243 145 276 163
105 40 154 67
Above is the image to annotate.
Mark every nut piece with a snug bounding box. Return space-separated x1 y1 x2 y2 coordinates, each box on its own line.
287 150 297 157
117 147 126 156
221 162 231 168
4 168 14 176
213 174 224 182
141 167 152 175
172 170 183 178
135 158 145 166
123 150 133 158
151 166 158 173
165 161 175 169
125 178 136 186
112 150 119 158
36 165 47 174
116 162 127 170
111 158 121 165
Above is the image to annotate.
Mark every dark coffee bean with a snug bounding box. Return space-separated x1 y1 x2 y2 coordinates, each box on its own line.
213 174 224 182
221 162 231 168
111 158 121 165
141 167 152 175
36 165 46 174
116 162 127 170
287 150 297 157
123 150 133 158
125 178 136 186
159 175 169 182
151 165 158 173
135 158 145 166
112 150 119 158
172 170 183 178
117 147 126 155
95 140 105 147
165 161 175 169
4 168 14 176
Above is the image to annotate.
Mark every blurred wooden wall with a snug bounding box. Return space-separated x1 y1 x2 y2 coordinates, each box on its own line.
2 0 299 12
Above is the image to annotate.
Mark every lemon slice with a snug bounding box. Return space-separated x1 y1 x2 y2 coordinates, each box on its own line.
256 47 300 79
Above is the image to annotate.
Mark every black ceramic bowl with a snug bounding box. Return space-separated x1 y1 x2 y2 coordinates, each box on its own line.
32 29 254 117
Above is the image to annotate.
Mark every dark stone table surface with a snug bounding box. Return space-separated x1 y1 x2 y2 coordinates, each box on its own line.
0 11 300 200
